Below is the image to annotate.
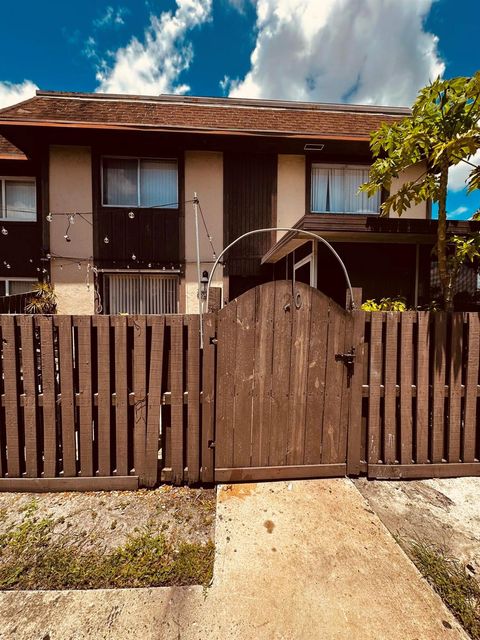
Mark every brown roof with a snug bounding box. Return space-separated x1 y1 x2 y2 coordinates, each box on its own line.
0 134 26 160
0 91 409 140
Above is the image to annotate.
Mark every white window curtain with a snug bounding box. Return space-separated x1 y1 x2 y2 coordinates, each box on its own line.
140 160 178 207
311 164 380 214
103 158 138 206
5 181 36 220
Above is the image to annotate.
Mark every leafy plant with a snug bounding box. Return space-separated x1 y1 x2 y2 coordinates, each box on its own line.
360 73 480 311
25 282 57 314
361 296 407 312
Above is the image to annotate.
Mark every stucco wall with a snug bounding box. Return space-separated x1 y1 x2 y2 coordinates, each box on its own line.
389 163 428 219
49 145 94 314
277 155 306 239
184 151 224 313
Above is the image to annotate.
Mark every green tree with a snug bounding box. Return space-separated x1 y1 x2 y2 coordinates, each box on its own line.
361 73 480 310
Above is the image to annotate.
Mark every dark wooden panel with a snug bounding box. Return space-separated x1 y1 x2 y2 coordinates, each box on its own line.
168 316 184 485
38 317 57 478
75 316 93 477
416 312 430 464
224 152 277 276
399 312 414 465
232 288 256 467
93 316 111 476
112 316 128 476
0 476 139 492
1 316 21 477
251 283 275 467
463 314 479 462
347 310 365 474
215 464 347 482
269 282 293 466
368 463 480 480
201 314 216 483
215 299 237 469
287 286 312 465
18 316 39 478
186 315 200 484
132 316 147 482
55 316 76 477
432 312 447 463
384 314 398 464
447 313 463 463
367 313 383 464
145 316 165 487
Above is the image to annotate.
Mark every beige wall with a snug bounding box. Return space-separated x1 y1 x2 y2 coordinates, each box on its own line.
277 155 306 239
389 163 428 219
49 145 94 314
184 151 224 313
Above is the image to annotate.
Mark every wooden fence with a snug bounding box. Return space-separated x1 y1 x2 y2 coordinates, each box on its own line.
350 311 480 478
0 314 216 491
0 307 479 491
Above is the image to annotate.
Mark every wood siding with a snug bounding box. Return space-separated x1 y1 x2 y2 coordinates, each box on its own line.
224 153 277 277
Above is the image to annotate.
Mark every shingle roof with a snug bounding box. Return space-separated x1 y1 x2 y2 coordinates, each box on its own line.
0 91 409 140
0 134 26 160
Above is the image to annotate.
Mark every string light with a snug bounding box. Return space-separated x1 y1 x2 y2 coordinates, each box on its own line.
1 227 8 236
131 254 136 261
128 211 135 219
46 213 53 222
104 236 109 244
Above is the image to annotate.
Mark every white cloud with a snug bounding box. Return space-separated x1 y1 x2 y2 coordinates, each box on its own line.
226 0 444 106
449 151 480 192
94 6 128 29
0 80 38 109
96 0 212 95
449 206 468 219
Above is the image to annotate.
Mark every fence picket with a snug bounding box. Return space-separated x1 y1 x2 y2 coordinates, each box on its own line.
38 316 57 478
384 313 398 464
432 312 447 463
55 316 76 477
133 316 147 482
201 314 216 483
416 312 430 464
368 313 383 465
399 313 414 465
464 314 479 462
448 313 463 462
76 316 93 477
168 316 184 485
1 316 21 477
94 316 111 476
186 315 200 484
145 316 164 487
18 316 39 477
112 316 128 476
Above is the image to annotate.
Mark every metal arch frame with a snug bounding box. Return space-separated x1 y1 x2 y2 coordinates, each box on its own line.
206 227 355 314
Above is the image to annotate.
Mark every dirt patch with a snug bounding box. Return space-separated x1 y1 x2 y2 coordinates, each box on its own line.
354 477 480 572
0 486 216 590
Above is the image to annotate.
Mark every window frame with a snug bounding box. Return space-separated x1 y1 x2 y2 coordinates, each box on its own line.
309 162 380 215
100 155 179 209
0 277 37 297
0 176 37 222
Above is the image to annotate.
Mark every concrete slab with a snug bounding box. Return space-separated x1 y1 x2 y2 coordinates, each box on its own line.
0 479 468 640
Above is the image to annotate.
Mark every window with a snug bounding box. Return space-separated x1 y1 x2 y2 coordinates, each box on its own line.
0 178 36 221
311 164 380 214
104 273 179 314
0 278 37 297
102 157 178 208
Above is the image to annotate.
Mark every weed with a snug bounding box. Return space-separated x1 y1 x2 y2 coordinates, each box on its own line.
0 511 214 590
407 540 480 639
20 498 38 518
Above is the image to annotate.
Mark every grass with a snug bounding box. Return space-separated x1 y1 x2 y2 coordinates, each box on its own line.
407 540 480 639
0 510 214 590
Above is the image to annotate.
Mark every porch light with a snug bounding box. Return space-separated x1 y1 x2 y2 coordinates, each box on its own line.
200 270 209 300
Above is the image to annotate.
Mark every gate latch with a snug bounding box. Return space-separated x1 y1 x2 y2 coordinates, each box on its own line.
335 348 356 366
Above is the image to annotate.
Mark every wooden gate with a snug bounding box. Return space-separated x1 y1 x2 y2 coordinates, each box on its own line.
214 281 354 482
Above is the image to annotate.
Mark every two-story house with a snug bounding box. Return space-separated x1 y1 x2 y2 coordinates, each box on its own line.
0 90 477 314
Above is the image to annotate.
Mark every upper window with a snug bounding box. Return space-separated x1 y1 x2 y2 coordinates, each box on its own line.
0 178 37 221
311 164 380 214
102 157 178 208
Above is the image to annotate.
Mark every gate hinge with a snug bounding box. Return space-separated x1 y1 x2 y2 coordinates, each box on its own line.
209 336 218 346
335 347 356 366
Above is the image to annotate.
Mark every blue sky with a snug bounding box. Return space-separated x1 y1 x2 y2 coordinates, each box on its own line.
0 0 479 219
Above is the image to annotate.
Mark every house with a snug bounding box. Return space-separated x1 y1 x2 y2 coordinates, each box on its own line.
0 90 477 314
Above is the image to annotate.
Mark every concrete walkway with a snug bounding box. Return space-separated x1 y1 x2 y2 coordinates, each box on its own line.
0 479 468 639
